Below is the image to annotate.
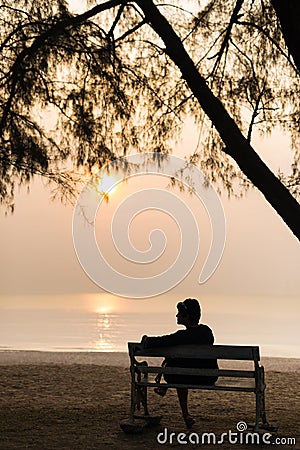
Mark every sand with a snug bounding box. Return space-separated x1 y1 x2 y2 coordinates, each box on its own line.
0 352 299 449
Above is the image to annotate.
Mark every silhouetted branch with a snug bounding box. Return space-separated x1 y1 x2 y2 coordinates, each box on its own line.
236 20 299 74
0 0 126 133
209 0 245 77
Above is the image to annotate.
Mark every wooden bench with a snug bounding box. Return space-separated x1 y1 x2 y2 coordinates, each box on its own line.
121 342 270 433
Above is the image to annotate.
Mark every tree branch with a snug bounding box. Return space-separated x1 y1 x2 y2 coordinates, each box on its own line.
136 0 300 240
0 0 127 133
114 18 146 43
209 0 244 77
236 20 299 74
270 0 300 73
108 3 126 37
247 82 266 142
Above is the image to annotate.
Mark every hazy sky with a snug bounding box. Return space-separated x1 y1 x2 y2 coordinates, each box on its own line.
0 126 299 300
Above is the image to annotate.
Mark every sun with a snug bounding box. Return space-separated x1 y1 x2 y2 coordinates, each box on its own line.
96 306 112 314
96 173 118 196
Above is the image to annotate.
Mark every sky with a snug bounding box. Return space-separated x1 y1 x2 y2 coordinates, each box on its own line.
0 126 299 299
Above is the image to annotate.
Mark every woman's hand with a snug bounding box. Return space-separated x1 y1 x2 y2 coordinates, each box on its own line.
141 335 148 345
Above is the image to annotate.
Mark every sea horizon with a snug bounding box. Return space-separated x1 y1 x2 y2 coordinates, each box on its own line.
1 294 299 358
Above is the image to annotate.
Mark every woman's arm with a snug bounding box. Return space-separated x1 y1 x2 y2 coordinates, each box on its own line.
142 330 185 348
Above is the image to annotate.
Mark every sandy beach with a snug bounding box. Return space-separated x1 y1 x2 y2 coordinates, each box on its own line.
0 352 299 449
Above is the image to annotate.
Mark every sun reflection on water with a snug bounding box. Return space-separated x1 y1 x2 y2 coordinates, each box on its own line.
93 312 116 351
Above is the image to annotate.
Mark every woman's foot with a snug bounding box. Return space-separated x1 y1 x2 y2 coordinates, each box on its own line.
154 387 168 397
184 415 195 429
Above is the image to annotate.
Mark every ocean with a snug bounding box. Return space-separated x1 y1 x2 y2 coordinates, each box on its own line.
0 294 299 358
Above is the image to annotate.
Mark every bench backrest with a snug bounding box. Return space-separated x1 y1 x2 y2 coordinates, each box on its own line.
128 343 260 362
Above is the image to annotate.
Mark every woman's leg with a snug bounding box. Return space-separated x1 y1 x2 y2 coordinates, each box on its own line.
176 388 188 417
176 388 195 428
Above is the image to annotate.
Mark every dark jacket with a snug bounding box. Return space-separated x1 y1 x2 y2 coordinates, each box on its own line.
144 324 218 385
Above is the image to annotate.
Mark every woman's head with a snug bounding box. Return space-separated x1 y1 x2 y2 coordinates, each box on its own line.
176 298 201 326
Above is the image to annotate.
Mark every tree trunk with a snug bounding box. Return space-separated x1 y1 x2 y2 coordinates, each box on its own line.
137 0 300 241
271 0 300 73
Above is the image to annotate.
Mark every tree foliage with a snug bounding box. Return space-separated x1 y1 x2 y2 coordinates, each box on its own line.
0 0 299 213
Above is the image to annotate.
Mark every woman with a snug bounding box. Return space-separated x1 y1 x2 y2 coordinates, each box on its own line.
141 298 218 428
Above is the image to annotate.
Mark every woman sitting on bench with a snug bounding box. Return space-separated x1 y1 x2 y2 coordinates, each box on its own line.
141 298 218 428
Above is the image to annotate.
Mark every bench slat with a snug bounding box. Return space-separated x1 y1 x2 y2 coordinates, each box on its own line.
135 366 255 378
135 380 256 392
129 343 260 361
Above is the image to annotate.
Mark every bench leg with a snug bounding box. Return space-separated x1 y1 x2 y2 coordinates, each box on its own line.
129 362 149 423
255 391 260 432
135 386 149 415
255 390 268 431
141 385 149 416
129 380 136 423
130 384 149 422
259 384 268 425
261 367 268 425
260 391 268 425
255 366 269 431
259 368 268 426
